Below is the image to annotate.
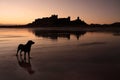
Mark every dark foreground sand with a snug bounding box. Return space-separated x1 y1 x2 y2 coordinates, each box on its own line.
0 43 120 80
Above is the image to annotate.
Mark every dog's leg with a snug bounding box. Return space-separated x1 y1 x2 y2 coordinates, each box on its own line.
20 50 22 56
28 51 30 59
24 52 26 60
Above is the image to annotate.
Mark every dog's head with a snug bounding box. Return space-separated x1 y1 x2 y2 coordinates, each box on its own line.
27 40 35 45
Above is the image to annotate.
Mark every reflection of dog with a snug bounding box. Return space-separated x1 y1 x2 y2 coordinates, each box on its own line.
16 40 35 58
16 55 35 74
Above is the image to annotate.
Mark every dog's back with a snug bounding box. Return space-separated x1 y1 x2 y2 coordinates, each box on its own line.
17 44 25 54
18 44 24 50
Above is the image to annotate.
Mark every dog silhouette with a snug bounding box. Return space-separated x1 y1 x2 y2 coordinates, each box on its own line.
16 40 35 59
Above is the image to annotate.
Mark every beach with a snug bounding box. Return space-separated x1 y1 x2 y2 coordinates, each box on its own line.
0 28 120 80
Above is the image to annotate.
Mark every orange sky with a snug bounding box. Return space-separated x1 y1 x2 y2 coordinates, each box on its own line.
0 0 120 25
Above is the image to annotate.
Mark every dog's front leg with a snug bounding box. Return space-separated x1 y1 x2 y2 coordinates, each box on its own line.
28 52 30 59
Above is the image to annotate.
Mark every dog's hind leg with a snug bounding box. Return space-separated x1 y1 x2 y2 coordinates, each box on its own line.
16 44 22 56
20 50 22 56
16 48 20 56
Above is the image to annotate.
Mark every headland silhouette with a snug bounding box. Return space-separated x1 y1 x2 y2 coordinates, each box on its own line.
0 14 120 28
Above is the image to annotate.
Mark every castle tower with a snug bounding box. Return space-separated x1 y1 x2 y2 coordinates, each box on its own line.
77 17 80 20
51 14 58 19
68 16 71 21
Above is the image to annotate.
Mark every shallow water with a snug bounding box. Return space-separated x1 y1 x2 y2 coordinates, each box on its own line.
0 28 120 80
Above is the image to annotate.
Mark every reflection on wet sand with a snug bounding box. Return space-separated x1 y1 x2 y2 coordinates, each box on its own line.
16 55 35 75
113 32 120 36
80 42 106 46
31 30 86 40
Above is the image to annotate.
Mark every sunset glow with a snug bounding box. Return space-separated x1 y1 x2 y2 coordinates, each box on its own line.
0 0 120 25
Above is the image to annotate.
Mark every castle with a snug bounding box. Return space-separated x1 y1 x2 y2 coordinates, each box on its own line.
28 15 87 27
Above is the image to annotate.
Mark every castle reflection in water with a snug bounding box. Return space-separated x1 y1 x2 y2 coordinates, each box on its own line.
31 30 86 40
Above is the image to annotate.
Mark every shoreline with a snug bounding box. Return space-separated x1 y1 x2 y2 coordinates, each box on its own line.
0 26 120 32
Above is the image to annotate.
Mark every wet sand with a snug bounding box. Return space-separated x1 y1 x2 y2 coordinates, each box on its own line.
0 42 120 80
0 28 120 80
